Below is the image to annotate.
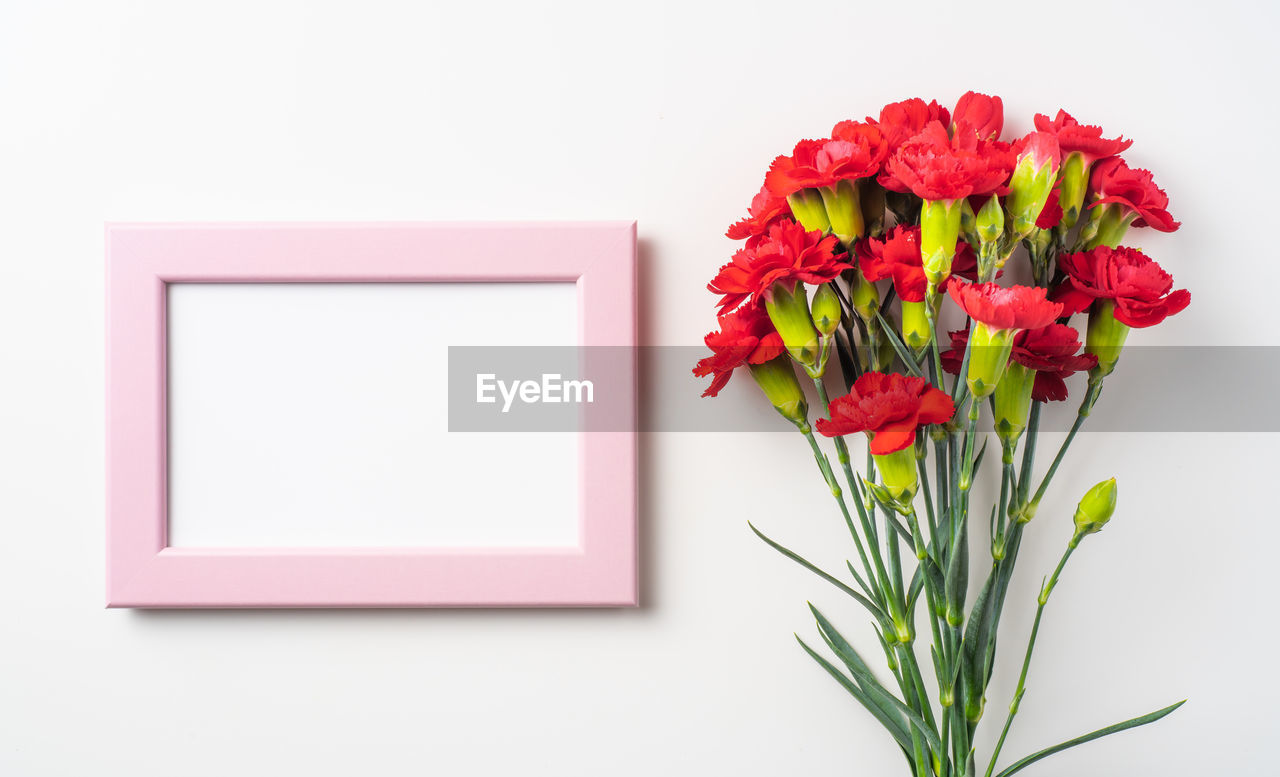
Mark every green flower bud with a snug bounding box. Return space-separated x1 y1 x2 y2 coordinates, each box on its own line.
872 446 918 504
810 282 842 337
764 281 824 376
1007 149 1058 238
819 179 864 246
748 356 808 425
849 269 881 323
786 189 832 234
901 300 931 350
1057 152 1089 229
992 361 1034 444
1073 477 1118 539
974 194 1004 246
920 199 963 287
1086 299 1130 378
965 321 1016 398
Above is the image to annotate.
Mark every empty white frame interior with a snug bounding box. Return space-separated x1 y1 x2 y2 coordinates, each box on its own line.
166 282 579 548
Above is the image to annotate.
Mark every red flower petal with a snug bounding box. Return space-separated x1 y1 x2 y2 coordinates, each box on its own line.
1057 246 1190 329
817 371 954 453
1088 157 1180 233
947 282 1063 331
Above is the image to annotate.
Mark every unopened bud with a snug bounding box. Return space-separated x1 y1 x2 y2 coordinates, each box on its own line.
1073 478 1118 539
810 282 842 337
849 269 881 323
1007 133 1060 238
900 300 931 350
975 194 1004 246
920 199 963 286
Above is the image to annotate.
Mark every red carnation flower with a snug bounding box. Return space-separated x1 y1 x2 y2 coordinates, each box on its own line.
1033 109 1133 163
1035 182 1064 229
1054 246 1190 327
707 219 852 313
764 123 889 198
693 305 785 397
726 185 792 245
952 91 1004 141
947 281 1063 331
1088 157 1180 232
871 97 951 151
881 121 1015 201
1013 323 1099 401
940 324 1097 401
856 226 979 302
815 372 955 454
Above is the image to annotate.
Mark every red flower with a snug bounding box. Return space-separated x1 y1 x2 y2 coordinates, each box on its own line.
693 306 785 397
952 91 1004 141
856 226 979 301
1088 157 1180 232
1035 182 1064 229
1033 110 1133 163
764 123 888 198
947 281 1063 331
707 219 852 313
726 185 792 245
940 325 1097 401
871 97 950 151
1054 246 1191 327
815 372 955 454
1012 324 1098 401
881 121 1015 201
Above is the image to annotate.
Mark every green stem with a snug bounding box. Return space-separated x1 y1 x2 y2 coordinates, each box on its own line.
811 379 887 605
799 422 896 617
984 537 1083 777
1023 379 1102 521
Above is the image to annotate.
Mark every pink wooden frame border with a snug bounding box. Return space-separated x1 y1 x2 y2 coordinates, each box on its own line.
106 222 637 608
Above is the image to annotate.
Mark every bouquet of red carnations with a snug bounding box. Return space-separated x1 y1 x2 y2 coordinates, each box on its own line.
695 93 1189 777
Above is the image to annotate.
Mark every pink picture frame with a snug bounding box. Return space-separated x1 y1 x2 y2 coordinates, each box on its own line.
106 222 638 608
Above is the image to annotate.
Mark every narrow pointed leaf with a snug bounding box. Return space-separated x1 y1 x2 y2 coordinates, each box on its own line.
876 312 924 377
993 701 1186 777
748 522 886 622
796 635 916 753
808 610 944 755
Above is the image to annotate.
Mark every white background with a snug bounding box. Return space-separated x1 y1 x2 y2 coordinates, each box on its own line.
1 1 1276 775
167 282 579 548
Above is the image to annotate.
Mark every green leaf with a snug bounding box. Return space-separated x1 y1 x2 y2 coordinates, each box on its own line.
876 312 924 377
795 635 916 754
807 608 916 749
971 438 990 478
808 608 944 755
748 522 887 623
993 700 1186 777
